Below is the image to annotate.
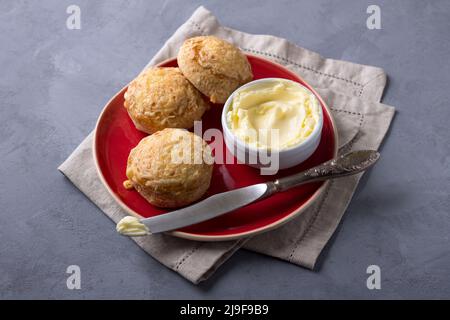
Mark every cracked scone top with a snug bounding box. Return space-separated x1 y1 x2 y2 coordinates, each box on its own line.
125 128 214 208
124 67 208 134
177 36 253 104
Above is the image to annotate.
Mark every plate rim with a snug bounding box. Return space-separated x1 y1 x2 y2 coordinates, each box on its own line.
93 54 339 241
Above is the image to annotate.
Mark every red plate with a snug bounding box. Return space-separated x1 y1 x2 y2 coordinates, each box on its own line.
93 55 338 241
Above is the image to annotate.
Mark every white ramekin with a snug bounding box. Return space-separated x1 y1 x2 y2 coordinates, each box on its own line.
221 78 323 171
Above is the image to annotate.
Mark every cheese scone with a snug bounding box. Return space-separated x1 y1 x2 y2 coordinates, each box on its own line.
124 67 208 134
125 128 214 208
177 36 253 104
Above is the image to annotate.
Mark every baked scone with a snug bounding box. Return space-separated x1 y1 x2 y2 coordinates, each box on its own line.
125 128 214 208
177 36 253 104
124 67 208 134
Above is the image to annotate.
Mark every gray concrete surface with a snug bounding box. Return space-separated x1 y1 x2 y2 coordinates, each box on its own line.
1 0 449 299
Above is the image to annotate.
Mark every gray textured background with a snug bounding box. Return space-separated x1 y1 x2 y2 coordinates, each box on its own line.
1 0 449 299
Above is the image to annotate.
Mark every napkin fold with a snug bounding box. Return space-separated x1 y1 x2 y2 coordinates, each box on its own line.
59 6 395 284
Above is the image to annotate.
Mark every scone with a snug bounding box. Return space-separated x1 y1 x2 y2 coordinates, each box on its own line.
124 128 214 208
124 67 208 134
177 36 253 104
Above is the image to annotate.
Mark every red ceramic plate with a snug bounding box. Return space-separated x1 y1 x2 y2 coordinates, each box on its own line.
93 55 338 241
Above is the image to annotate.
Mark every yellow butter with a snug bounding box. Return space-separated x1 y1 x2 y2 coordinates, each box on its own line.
116 216 149 237
227 80 320 150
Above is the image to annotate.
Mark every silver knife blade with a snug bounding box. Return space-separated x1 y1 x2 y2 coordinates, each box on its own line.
141 183 269 233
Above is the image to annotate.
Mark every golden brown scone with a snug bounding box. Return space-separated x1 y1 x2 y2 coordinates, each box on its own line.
125 128 214 208
124 67 208 134
177 36 253 104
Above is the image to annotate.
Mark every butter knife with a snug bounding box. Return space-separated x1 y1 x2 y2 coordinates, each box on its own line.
117 150 380 236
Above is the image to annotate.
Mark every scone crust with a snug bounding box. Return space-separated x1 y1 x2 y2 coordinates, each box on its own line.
124 67 208 134
126 128 214 208
177 36 253 104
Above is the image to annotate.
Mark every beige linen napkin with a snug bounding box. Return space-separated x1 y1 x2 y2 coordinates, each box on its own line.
58 6 395 284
